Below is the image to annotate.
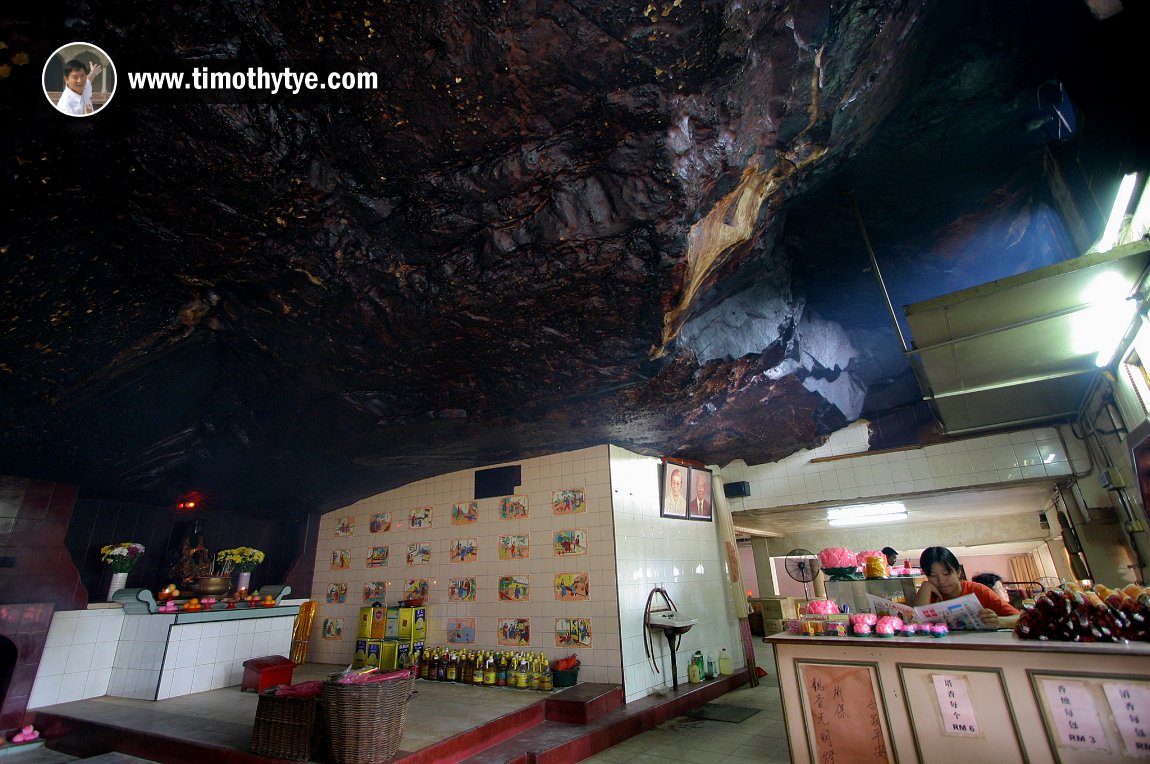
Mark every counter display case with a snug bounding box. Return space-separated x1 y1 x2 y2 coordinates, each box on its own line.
824 577 921 612
767 631 1150 763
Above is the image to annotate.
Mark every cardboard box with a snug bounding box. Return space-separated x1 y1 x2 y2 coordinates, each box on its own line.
357 608 374 639
755 596 799 620
763 618 786 635
385 607 400 639
352 639 369 669
364 638 384 669
378 639 399 670
359 604 388 639
399 606 426 639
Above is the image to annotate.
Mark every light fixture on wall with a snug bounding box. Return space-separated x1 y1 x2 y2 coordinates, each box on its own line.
826 501 908 527
1097 172 1139 254
1070 269 1138 367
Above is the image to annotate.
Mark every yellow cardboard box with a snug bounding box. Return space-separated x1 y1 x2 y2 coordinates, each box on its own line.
352 639 369 669
378 639 399 670
399 607 426 639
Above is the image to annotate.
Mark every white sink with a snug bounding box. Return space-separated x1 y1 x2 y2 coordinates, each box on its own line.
646 611 698 634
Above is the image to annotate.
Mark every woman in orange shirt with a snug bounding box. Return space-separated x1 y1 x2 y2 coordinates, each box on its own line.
913 546 1020 629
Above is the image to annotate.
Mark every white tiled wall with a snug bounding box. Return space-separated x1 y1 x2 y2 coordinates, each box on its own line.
310 446 620 683
29 607 123 708
610 446 743 703
721 422 1082 511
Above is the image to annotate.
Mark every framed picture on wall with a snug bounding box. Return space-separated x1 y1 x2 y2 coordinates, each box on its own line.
660 460 691 518
687 467 713 521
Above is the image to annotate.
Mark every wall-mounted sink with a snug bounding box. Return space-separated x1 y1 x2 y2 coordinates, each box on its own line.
646 611 698 635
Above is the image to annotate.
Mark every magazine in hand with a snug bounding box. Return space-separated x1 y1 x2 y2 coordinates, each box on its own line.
865 593 992 630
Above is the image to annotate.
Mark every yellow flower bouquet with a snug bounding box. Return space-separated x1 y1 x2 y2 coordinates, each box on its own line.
216 546 265 573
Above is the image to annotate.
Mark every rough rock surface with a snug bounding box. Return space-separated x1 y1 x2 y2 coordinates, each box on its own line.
0 1 1145 514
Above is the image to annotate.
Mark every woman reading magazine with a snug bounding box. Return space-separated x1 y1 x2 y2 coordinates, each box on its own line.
913 546 1020 629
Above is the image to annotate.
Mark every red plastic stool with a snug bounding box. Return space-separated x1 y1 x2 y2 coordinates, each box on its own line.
241 655 296 693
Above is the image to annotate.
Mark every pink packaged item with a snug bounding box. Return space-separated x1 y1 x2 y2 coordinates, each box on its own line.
803 599 840 615
931 623 949 637
818 547 856 568
849 612 876 636
875 615 902 636
823 620 848 636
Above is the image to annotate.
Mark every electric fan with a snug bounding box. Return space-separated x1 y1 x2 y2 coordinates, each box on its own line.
784 548 820 600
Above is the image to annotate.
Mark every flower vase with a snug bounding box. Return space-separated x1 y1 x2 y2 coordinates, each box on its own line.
107 571 129 601
236 571 251 595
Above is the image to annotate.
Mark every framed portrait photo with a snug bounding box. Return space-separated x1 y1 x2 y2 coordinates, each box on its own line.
660 460 691 519
687 467 713 521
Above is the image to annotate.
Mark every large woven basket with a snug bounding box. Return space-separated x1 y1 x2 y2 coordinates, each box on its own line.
323 673 415 764
250 690 321 761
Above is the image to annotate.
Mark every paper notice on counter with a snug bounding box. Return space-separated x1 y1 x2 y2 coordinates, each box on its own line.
865 593 991 630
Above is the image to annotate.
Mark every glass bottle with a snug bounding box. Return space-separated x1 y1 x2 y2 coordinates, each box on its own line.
484 652 498 685
419 648 431 680
473 651 486 685
446 649 458 682
497 652 509 686
435 649 447 681
539 660 553 691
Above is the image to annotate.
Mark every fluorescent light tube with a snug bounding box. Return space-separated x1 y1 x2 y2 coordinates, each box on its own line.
828 511 908 527
826 501 906 521
1098 172 1139 252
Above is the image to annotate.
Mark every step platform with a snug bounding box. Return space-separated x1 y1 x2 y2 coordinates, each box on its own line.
544 683 623 724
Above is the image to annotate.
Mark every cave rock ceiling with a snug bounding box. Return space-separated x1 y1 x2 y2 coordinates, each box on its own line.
1 1 1144 515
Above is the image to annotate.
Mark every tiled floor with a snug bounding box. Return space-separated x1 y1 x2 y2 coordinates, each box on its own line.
585 639 790 764
17 639 788 763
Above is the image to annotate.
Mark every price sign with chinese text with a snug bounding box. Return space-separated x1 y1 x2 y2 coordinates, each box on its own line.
1103 681 1150 758
932 674 979 737
1040 679 1109 752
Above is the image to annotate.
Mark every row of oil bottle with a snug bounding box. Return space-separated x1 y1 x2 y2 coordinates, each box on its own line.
413 648 564 691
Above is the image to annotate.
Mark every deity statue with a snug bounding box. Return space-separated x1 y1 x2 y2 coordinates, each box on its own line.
178 524 213 585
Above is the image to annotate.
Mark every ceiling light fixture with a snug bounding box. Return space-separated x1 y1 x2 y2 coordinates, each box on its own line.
826 501 908 527
1074 270 1138 367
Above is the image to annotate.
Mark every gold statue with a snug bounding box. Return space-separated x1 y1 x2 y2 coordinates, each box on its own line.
178 526 213 585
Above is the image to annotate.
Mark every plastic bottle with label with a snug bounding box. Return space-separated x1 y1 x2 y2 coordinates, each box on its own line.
718 648 733 675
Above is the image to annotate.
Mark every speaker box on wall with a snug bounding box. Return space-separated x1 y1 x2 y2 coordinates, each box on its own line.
723 481 751 498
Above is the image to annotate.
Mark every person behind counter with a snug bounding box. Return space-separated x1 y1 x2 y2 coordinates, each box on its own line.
971 572 1011 604
913 546 1020 629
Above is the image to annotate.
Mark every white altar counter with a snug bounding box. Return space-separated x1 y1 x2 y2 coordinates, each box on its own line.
767 631 1150 764
111 603 301 700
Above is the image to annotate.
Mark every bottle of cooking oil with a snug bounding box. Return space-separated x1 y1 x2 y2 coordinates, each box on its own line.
419 648 431 680
539 659 554 691
447 649 459 682
497 652 509 686
528 654 540 690
513 654 529 688
484 652 498 685
460 650 472 683
473 652 485 685
435 649 447 681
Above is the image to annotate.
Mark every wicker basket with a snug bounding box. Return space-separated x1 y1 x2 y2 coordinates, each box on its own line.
323 673 415 764
250 689 321 761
